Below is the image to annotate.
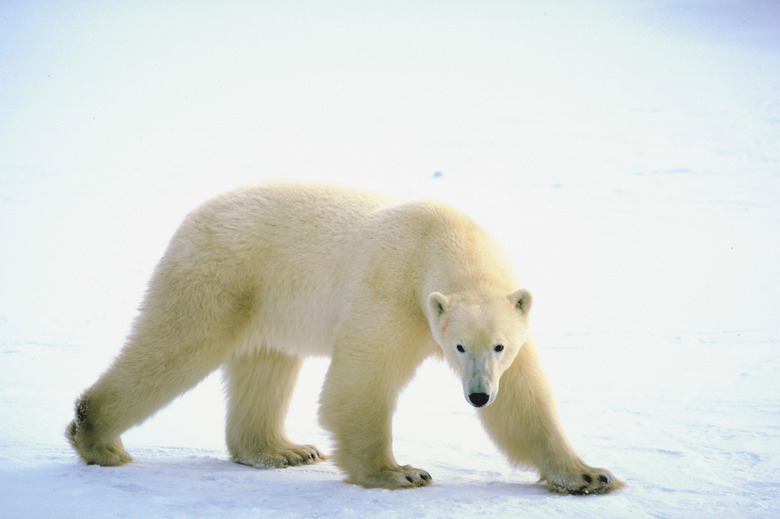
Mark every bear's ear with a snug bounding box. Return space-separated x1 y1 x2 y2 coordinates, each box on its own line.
427 292 451 319
508 288 533 315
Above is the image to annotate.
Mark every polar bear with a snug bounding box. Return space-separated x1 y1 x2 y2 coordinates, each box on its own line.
66 182 622 494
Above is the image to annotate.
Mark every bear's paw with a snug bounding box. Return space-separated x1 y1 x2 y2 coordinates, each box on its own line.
349 464 432 490
66 420 133 466
232 443 325 469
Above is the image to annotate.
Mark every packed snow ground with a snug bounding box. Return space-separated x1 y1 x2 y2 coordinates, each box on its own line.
1 1 779 517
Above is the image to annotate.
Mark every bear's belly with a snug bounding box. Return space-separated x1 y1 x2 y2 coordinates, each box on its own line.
230 305 338 359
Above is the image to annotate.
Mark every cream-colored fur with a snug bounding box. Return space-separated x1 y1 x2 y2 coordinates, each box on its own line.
66 182 623 494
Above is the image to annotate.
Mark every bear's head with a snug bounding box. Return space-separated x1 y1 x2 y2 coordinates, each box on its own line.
426 288 532 408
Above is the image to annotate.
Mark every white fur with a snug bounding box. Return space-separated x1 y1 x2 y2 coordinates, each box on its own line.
66 181 622 493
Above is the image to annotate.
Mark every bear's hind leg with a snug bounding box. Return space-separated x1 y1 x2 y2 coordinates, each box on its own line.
66 263 249 466
66 328 228 466
224 348 324 468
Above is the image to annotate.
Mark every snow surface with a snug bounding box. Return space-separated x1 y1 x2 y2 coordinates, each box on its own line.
1 1 779 517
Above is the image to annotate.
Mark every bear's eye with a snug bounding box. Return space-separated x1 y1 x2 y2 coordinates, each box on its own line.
456 344 465 353
494 344 504 352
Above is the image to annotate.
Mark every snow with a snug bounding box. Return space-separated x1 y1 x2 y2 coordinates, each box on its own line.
1 0 778 517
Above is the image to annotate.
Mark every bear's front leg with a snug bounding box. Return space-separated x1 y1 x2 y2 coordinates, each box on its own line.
479 336 624 494
319 334 432 489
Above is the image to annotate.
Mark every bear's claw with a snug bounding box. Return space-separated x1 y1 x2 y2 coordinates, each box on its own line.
543 467 624 495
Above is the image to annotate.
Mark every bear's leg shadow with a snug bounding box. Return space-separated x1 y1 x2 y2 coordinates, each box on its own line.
224 348 323 468
477 336 624 494
319 319 433 489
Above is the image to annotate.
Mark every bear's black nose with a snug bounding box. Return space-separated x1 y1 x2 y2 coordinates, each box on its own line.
468 393 490 407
